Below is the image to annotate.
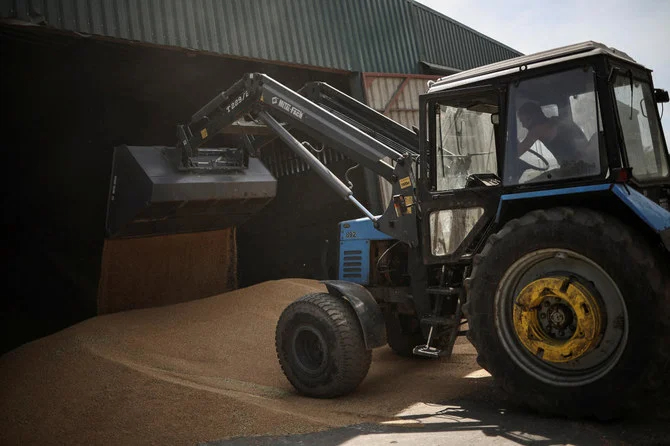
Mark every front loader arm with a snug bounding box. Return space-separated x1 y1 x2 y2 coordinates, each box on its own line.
299 81 420 157
179 73 401 181
179 73 420 246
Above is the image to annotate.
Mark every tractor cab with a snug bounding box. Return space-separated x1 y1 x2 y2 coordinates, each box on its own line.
416 41 670 265
421 40 669 194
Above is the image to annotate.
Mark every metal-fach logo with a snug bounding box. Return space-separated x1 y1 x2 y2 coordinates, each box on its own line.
271 96 304 119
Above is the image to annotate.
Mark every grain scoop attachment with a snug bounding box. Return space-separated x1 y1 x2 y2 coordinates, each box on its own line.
105 76 283 239
105 144 276 238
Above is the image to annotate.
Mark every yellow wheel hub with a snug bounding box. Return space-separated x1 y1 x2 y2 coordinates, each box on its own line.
512 276 603 363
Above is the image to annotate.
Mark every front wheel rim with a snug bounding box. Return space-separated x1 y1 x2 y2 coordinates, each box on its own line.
291 325 328 375
496 249 628 387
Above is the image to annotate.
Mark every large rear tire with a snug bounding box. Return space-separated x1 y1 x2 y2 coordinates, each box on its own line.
275 293 372 398
383 309 452 357
464 207 669 418
383 310 425 357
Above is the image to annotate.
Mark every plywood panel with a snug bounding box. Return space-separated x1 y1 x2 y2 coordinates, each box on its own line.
98 228 237 313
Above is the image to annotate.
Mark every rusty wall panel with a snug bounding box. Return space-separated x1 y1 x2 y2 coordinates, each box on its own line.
365 77 403 111
363 74 436 130
98 228 237 314
363 73 439 203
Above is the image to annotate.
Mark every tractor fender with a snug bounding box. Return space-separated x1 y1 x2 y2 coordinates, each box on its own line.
322 280 387 349
611 184 670 252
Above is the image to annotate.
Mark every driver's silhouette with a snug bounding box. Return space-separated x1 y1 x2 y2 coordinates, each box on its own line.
517 102 589 168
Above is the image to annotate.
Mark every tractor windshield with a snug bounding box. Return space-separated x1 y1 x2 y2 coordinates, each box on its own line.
505 67 603 185
613 75 669 181
435 93 499 191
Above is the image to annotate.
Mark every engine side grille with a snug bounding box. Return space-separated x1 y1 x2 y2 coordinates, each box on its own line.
338 240 370 285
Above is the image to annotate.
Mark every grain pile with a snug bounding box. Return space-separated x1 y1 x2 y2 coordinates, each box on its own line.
0 279 485 445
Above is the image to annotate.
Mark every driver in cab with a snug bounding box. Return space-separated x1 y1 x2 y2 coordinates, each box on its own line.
517 101 591 176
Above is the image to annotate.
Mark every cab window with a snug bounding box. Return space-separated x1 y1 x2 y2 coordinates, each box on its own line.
505 67 602 185
434 92 500 191
613 75 669 181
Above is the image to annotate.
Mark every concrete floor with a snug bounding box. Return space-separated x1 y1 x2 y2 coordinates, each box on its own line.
205 386 670 446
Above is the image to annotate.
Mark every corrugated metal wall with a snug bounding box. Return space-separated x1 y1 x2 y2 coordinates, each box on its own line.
1 0 520 73
413 2 520 70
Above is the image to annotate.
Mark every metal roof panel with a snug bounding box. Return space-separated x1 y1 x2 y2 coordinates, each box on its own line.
0 0 521 73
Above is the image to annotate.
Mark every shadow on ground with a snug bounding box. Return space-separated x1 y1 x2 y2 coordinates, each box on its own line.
204 387 670 446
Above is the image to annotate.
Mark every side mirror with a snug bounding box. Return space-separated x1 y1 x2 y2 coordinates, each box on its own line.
654 89 669 103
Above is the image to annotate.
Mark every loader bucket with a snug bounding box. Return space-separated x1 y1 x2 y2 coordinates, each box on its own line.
106 145 277 238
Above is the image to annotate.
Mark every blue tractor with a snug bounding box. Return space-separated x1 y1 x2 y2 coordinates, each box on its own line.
275 42 670 418
110 41 669 418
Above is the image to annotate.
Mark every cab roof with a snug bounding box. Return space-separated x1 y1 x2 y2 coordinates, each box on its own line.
428 41 640 94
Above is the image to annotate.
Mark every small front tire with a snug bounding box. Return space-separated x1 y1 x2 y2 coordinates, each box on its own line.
275 292 371 398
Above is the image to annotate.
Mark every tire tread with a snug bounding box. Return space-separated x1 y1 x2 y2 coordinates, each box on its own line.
464 207 669 418
275 292 371 398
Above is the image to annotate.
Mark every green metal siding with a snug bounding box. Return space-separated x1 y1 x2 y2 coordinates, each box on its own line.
413 2 520 70
1 0 521 73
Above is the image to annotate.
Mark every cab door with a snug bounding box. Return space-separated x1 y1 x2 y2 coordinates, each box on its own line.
419 86 505 265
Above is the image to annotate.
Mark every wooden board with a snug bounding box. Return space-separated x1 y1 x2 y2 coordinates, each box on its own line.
97 228 237 313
